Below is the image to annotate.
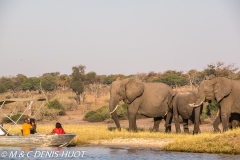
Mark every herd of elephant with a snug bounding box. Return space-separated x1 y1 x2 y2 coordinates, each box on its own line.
109 77 240 134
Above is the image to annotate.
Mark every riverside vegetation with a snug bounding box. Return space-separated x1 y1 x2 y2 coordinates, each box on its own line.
4 124 240 155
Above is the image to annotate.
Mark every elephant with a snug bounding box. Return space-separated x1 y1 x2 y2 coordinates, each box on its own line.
109 78 175 132
229 113 240 129
189 77 240 132
214 111 240 130
165 91 203 134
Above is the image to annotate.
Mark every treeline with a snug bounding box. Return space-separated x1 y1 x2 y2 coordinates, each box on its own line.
0 62 240 97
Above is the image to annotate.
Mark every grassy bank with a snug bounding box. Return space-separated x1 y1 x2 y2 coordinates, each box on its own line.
5 124 240 154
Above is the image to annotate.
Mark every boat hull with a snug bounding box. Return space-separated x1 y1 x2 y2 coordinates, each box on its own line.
0 134 76 147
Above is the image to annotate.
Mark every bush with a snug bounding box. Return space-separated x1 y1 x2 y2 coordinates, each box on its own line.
114 104 128 120
84 104 129 122
2 114 28 123
84 106 110 122
46 99 66 116
39 106 60 121
201 99 219 123
206 99 219 117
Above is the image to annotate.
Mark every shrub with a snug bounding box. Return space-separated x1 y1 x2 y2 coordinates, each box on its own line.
201 99 219 123
84 104 129 122
39 106 60 121
84 106 110 122
46 99 66 116
2 114 28 123
206 99 219 117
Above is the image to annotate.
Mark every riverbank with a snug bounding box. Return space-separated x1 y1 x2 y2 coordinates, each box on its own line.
4 123 240 155
89 138 174 149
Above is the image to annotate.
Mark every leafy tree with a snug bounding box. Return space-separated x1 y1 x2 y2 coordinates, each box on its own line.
16 74 27 84
70 65 86 104
0 77 14 90
85 71 97 85
0 77 20 97
152 70 188 87
40 74 57 91
22 77 40 91
0 82 7 93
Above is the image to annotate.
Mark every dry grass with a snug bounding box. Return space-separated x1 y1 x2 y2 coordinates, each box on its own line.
3 123 240 154
164 129 240 154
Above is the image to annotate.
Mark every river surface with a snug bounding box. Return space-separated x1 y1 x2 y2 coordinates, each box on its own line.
0 146 240 160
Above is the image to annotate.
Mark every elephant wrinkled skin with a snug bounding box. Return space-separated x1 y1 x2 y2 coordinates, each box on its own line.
109 78 175 132
191 77 240 132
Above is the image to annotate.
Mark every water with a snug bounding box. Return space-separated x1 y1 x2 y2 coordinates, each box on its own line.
0 146 240 160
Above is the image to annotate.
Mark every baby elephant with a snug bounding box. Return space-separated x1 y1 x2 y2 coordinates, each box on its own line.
171 91 203 134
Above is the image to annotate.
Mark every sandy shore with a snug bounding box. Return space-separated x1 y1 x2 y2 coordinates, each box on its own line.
89 138 174 149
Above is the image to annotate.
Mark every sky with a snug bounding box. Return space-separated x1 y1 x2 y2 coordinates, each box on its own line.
0 0 240 77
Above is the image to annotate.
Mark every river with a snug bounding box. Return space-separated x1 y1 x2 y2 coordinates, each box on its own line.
0 146 240 160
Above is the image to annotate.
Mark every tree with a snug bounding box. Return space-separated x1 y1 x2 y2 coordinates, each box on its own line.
0 77 19 97
152 70 188 88
186 69 204 90
0 78 7 93
40 74 57 91
22 77 40 91
203 61 239 79
85 72 97 85
70 65 86 104
57 74 70 89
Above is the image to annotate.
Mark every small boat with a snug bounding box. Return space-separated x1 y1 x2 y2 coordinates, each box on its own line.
0 134 76 147
0 98 77 147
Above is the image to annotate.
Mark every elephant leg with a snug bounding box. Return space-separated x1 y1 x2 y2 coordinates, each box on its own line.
182 119 189 133
220 100 232 132
127 104 138 132
173 109 181 133
152 117 162 132
128 112 137 132
164 112 172 133
193 107 201 135
213 110 221 132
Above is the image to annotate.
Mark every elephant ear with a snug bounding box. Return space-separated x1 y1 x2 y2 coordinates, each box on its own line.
125 79 144 104
213 78 232 102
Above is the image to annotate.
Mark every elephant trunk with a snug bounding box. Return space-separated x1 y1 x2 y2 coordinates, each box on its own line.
109 98 121 131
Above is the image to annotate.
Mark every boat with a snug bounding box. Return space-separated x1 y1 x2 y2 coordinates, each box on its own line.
0 98 76 147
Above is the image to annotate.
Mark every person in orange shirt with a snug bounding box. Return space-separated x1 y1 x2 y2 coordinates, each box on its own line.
22 118 32 136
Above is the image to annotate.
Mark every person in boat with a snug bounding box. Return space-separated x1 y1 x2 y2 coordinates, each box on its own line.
22 118 32 136
30 118 37 134
51 122 65 135
0 123 7 136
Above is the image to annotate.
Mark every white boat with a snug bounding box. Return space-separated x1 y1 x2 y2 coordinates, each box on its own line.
0 98 76 147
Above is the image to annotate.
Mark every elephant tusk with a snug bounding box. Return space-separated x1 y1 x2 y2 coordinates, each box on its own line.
164 111 168 116
110 105 119 115
189 101 203 107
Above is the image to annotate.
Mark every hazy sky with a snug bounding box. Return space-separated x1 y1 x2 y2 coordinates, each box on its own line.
0 0 240 77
